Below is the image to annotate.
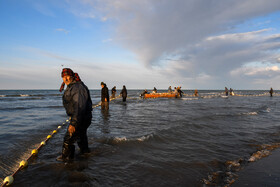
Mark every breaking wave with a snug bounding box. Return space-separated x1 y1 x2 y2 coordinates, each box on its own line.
182 98 198 100
240 111 258 116
20 94 30 97
98 133 155 145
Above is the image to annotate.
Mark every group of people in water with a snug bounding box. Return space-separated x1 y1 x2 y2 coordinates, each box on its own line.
224 87 235 96
57 68 276 162
225 87 274 97
100 83 128 110
168 86 184 97
141 86 275 98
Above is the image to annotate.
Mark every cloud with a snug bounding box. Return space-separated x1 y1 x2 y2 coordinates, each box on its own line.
20 0 280 89
31 1 56 17
229 65 280 88
64 1 280 82
102 38 113 43
231 65 280 77
0 66 61 89
180 29 280 76
63 0 98 19
78 0 280 66
55 28 70 34
19 46 78 63
0 64 160 90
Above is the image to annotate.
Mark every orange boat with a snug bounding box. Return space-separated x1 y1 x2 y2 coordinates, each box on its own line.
144 92 176 98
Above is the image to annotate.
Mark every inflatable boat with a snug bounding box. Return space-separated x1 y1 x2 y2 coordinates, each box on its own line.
143 92 177 98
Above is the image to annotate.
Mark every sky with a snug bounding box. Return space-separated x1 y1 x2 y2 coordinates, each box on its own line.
1 0 280 90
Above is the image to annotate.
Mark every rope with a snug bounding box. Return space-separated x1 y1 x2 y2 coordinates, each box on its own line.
183 93 223 98
92 94 121 109
110 94 121 101
145 91 277 99
234 92 270 97
1 119 70 187
183 92 276 98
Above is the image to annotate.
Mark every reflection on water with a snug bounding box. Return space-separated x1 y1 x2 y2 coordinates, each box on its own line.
101 108 110 134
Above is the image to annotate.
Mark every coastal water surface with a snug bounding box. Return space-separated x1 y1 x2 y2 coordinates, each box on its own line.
0 89 280 186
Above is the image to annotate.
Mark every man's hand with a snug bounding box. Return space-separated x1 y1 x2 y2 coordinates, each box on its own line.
68 125 75 136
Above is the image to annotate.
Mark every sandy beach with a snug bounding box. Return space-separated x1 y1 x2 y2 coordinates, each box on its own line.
233 148 280 186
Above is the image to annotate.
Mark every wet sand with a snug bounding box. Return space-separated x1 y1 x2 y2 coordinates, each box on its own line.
233 148 280 186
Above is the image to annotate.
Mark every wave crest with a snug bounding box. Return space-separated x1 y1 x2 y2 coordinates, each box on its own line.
99 134 155 145
240 112 258 116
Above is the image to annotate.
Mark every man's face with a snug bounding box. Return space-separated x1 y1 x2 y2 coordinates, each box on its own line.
62 75 73 85
101 84 104 88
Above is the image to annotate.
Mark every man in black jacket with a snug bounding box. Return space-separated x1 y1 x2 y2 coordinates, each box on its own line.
270 87 273 97
57 68 92 162
120 85 127 102
101 82 109 110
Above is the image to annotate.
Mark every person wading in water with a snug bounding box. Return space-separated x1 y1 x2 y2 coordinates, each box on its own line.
101 82 109 110
57 68 92 162
269 87 274 97
111 86 116 98
120 85 127 102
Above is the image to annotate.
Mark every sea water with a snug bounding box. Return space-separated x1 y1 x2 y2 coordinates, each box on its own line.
0 89 279 186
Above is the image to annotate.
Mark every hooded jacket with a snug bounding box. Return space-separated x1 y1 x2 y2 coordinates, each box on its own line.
63 81 92 128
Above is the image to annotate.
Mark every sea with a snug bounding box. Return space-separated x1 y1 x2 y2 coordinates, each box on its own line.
0 89 280 186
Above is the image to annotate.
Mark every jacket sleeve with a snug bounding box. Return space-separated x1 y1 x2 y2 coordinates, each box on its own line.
105 87 109 101
101 88 105 101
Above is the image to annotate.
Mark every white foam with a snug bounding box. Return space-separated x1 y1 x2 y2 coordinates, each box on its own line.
204 92 220 95
201 95 217 99
112 134 154 143
113 137 127 143
182 98 198 100
265 108 271 113
241 112 258 116
20 94 29 97
136 134 154 142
